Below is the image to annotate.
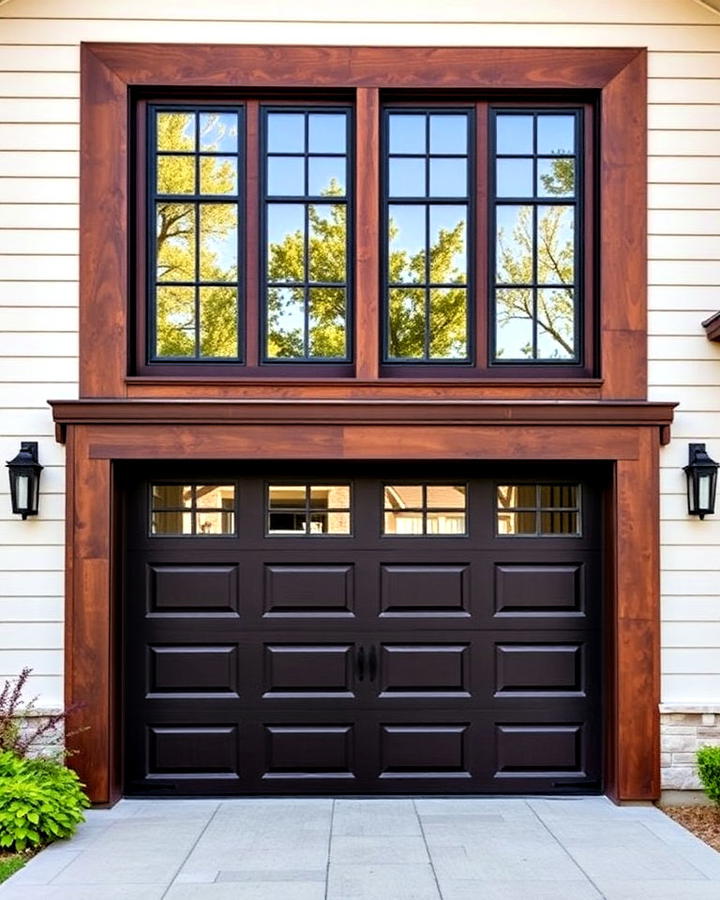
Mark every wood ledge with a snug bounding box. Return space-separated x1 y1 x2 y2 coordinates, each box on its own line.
49 399 676 445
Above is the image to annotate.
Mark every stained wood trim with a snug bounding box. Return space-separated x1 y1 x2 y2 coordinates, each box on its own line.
50 398 676 436
79 43 648 400
355 88 380 379
702 311 720 342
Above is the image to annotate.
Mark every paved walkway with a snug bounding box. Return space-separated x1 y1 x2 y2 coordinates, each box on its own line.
1 797 720 899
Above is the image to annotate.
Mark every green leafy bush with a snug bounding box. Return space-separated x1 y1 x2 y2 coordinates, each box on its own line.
696 745 720 806
0 752 90 851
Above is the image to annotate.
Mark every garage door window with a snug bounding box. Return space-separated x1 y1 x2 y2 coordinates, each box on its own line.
150 483 236 535
267 484 351 535
383 484 467 535
496 483 580 536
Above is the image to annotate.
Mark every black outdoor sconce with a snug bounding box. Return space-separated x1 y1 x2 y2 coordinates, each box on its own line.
684 443 719 520
6 441 43 520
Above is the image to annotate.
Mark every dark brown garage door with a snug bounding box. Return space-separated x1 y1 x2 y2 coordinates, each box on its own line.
123 464 602 795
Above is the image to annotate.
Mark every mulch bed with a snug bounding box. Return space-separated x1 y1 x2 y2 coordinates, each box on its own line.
660 805 720 853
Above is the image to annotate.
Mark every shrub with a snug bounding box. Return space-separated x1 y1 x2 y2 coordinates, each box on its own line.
696 745 720 806
0 668 81 759
0 751 90 851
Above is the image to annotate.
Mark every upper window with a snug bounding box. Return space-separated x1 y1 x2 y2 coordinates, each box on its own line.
139 98 591 377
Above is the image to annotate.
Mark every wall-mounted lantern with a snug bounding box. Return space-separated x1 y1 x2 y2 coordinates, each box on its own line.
684 443 718 520
6 442 43 520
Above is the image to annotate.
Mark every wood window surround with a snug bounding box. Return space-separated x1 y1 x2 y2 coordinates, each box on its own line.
81 44 647 401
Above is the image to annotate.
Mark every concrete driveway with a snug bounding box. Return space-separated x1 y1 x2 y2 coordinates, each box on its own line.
1 796 719 899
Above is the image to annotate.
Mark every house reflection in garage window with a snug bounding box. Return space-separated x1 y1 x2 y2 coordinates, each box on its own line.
496 483 580 536
151 483 236 535
383 484 466 535
267 484 351 535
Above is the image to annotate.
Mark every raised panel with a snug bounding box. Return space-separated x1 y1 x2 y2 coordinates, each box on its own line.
379 644 470 697
380 565 469 616
148 564 239 616
495 724 583 775
264 565 353 616
495 644 584 697
494 564 583 617
148 645 238 697
264 644 353 698
380 724 470 776
264 725 354 777
147 725 239 778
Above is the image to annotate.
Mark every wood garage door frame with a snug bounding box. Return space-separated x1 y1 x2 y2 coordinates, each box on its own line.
51 399 674 805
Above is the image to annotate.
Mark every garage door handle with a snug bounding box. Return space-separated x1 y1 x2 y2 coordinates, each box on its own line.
356 646 365 681
369 646 378 682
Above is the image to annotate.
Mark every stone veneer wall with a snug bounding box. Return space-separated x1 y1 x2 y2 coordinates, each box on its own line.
661 706 720 791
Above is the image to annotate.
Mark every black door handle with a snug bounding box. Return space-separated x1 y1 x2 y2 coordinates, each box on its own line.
356 645 365 681
369 645 378 682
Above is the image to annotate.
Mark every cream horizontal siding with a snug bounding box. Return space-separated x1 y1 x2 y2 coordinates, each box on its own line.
0 0 716 710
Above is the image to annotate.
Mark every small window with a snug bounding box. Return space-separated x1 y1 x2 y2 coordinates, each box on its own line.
151 483 236 535
383 484 467 535
151 107 243 361
263 108 351 362
267 484 351 535
384 110 472 362
492 110 581 363
496 483 580 536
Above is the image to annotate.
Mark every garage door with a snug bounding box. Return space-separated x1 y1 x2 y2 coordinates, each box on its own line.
123 464 602 795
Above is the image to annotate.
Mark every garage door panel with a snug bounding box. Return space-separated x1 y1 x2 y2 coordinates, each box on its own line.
146 724 241 780
263 643 356 699
379 723 472 780
263 564 355 617
379 564 471 618
263 724 355 779
494 642 586 698
147 563 240 617
378 643 471 698
147 645 239 698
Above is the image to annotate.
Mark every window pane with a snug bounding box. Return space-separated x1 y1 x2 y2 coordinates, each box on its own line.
429 158 466 197
537 206 574 285
308 156 345 196
267 156 305 196
389 205 426 285
427 485 466 509
153 484 192 508
540 484 578 507
496 115 533 155
537 288 574 360
199 286 238 357
537 115 575 155
540 510 579 535
269 485 306 508
152 511 193 535
496 158 533 198
389 157 426 197
499 511 536 535
308 113 346 153
385 485 423 508
199 112 238 152
157 155 195 194
195 511 232 534
310 485 350 508
389 114 426 154
384 511 424 534
537 158 574 198
309 288 346 358
156 203 195 282
429 206 466 283
195 485 234 508
388 288 425 359
155 286 196 357
267 113 305 152
429 114 467 154
199 156 238 195
266 287 305 358
267 205 305 282
429 288 467 359
497 484 536 507
199 204 237 282
496 205 533 284
495 289 533 360
269 512 306 534
426 511 466 534
309 204 346 282
157 112 195 151
309 511 350 534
